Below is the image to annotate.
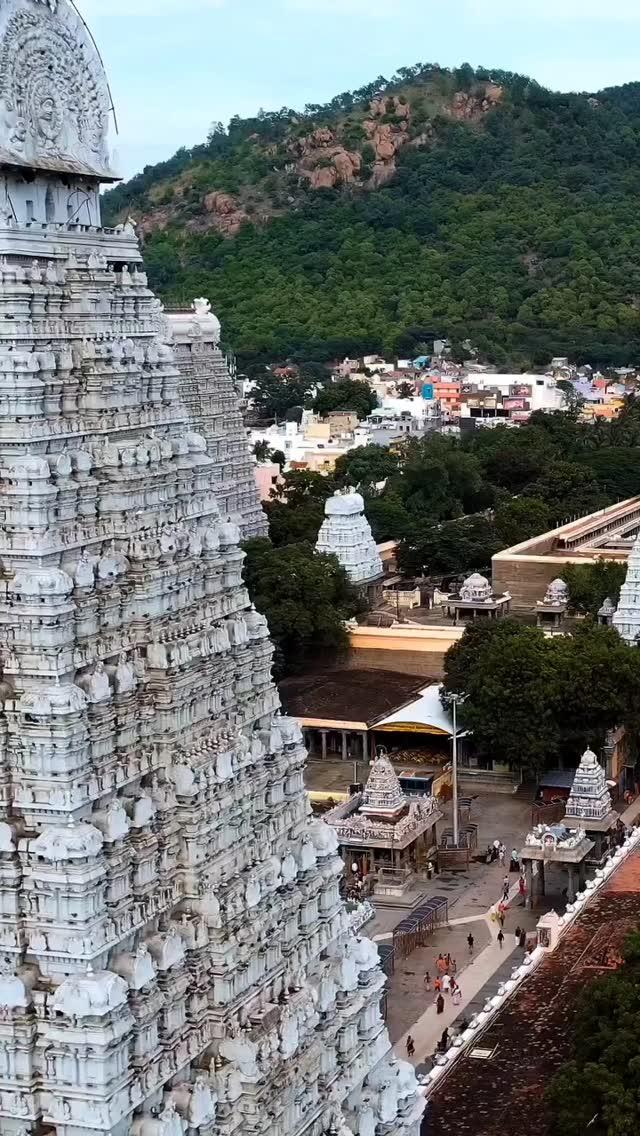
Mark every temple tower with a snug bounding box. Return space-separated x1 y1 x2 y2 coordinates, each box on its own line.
166 300 267 541
0 4 421 1135
316 490 383 585
613 534 640 645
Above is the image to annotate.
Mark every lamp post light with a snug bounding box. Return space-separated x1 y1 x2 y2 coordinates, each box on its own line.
449 693 466 848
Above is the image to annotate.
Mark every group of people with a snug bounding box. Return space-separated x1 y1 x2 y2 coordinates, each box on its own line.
423 952 463 1015
486 839 521 874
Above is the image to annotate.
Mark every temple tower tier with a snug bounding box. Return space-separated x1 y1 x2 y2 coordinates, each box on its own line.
0 3 422 1136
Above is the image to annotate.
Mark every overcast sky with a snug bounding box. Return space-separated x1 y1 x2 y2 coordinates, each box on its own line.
78 0 640 179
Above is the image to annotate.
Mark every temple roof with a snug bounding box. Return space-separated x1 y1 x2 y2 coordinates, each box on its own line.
361 751 405 815
279 668 427 728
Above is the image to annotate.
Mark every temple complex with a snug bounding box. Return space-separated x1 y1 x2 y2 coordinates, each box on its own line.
613 532 640 644
166 301 267 541
0 4 423 1136
324 751 442 894
316 490 384 598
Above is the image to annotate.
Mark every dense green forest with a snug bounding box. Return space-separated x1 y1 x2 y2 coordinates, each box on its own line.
104 64 640 366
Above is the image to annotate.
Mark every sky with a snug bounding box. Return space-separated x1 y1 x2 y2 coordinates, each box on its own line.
77 0 640 180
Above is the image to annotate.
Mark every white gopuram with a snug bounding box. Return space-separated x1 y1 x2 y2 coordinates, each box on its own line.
316 491 383 585
166 299 268 541
0 5 423 1136
564 748 613 825
613 534 640 645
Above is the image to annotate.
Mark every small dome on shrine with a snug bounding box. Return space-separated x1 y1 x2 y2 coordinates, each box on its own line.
31 821 103 862
52 968 128 1018
10 568 73 597
460 572 492 602
325 489 365 517
3 455 50 480
544 577 569 604
219 518 241 547
19 684 87 717
580 747 598 767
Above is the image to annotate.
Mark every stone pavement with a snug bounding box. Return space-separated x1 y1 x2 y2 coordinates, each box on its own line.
386 874 541 1056
395 931 519 1064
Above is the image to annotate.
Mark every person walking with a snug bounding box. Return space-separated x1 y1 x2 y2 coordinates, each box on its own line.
498 910 506 929
423 970 432 992
514 925 522 942
497 929 505 950
452 985 462 1007
450 957 457 976
502 876 510 901
467 932 474 955
510 848 520 873
499 842 506 866
406 1034 415 1058
442 973 451 995
434 976 442 996
436 993 445 1015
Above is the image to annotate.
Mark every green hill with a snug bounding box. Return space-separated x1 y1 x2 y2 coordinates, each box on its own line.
103 65 640 367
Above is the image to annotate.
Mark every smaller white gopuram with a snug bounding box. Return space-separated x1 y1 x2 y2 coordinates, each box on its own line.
564 747 613 824
316 490 383 585
613 534 640 645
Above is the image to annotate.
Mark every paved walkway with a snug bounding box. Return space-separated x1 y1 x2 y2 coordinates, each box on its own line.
392 880 523 1065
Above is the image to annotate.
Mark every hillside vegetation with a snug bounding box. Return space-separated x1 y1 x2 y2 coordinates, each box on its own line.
103 65 640 366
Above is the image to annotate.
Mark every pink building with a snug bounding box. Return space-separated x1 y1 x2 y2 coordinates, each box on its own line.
255 461 282 502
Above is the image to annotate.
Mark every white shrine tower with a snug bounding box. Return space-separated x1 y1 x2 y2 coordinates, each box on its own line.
613 534 640 645
316 490 383 585
0 4 422 1136
564 748 613 825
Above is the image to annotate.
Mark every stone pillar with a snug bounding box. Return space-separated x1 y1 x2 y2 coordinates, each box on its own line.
567 865 576 902
321 730 327 761
539 860 545 897
342 731 348 762
362 730 369 764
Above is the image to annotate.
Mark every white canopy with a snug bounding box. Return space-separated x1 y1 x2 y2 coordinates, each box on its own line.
374 684 454 736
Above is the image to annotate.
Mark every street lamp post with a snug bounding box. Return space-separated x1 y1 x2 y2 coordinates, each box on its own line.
449 693 465 848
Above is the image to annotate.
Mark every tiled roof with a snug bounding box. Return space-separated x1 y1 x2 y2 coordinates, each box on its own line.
279 669 427 726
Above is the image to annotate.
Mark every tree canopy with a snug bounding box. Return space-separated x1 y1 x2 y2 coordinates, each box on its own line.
442 619 640 775
547 931 640 1136
242 539 364 676
313 379 378 421
562 560 627 616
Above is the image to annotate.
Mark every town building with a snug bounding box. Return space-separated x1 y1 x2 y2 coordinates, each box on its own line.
0 4 423 1136
492 496 640 609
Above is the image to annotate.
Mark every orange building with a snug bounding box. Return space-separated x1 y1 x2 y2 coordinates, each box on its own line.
432 379 461 413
